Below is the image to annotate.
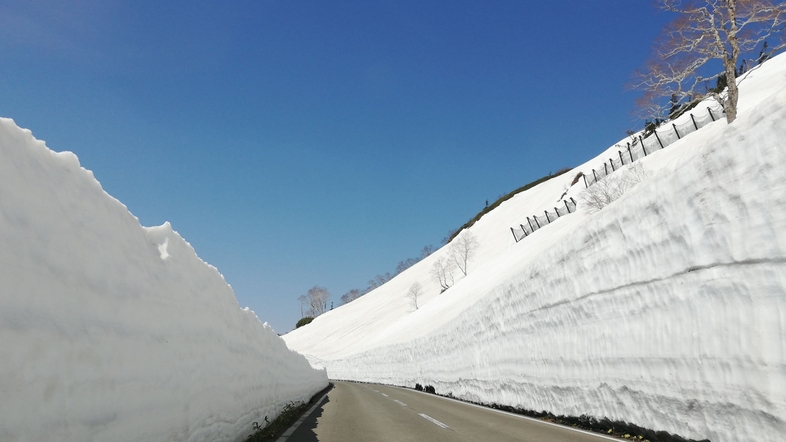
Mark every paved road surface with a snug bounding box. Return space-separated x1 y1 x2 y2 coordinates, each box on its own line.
287 381 617 442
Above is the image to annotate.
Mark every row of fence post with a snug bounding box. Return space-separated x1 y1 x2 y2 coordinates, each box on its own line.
583 105 722 189
509 103 723 244
510 197 577 243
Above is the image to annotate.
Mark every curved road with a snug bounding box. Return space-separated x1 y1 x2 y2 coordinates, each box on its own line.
286 381 618 442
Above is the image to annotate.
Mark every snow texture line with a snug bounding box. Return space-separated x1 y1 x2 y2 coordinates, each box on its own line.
529 257 786 314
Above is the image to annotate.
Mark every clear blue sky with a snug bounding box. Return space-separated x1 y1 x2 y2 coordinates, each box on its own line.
1 1 672 333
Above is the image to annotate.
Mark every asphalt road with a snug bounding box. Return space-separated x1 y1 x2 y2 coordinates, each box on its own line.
286 381 618 442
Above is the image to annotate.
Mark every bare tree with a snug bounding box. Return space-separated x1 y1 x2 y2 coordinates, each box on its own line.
407 282 422 310
420 244 436 259
449 231 480 276
367 272 394 292
298 294 308 318
431 256 454 292
441 229 457 246
624 162 652 187
299 286 330 317
309 286 330 316
395 257 419 275
340 288 362 305
581 174 627 212
633 0 786 123
581 163 650 212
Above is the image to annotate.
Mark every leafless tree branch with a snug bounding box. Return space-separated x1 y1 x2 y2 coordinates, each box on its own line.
407 282 422 310
449 231 479 277
300 285 330 317
431 257 454 292
632 0 786 123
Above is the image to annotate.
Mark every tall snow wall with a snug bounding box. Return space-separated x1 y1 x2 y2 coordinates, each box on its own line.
0 118 327 442
291 87 786 441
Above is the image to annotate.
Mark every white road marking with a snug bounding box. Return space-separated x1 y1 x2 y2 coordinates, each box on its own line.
419 413 449 429
381 393 388 397
276 391 330 442
393 399 407 406
400 386 618 441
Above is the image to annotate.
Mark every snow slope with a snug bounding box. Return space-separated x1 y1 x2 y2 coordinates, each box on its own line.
284 53 786 442
0 120 327 442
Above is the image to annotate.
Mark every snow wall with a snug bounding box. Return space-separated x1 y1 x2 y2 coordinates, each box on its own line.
285 61 786 442
0 118 328 442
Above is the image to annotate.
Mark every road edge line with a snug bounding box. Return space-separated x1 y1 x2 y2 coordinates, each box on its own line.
388 384 620 442
275 389 331 442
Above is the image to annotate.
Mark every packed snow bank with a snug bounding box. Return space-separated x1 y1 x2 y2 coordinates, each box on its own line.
285 54 786 442
0 119 327 442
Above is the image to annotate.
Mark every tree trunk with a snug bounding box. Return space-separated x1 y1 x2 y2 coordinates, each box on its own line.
724 0 740 124
724 60 739 123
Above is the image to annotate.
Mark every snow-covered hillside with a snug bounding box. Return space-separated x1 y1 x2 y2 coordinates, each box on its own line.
0 121 327 441
284 53 786 442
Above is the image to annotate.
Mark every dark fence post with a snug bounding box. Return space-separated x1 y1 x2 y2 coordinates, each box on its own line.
604 162 609 175
564 200 571 213
690 113 698 130
527 217 536 231
592 169 598 182
628 145 634 162
609 159 615 171
653 131 664 149
570 197 576 206
672 123 681 139
583 173 588 188
544 210 550 223
707 107 716 121
520 224 528 237
510 227 518 242
619 150 625 165
639 136 648 155
554 207 560 217
533 216 541 229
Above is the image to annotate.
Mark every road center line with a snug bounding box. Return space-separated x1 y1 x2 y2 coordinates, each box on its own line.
393 399 407 406
381 393 388 397
419 413 449 429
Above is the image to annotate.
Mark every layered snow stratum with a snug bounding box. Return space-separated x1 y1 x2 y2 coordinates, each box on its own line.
0 121 327 441
284 54 786 442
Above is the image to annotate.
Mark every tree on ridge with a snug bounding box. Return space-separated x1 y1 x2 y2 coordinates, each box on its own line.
633 0 786 123
298 285 330 317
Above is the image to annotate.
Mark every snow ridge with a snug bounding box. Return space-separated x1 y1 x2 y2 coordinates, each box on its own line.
0 118 328 442
284 54 786 442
